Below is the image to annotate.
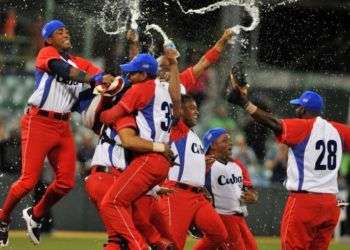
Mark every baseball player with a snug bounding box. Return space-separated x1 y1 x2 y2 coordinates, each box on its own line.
78 34 176 250
150 29 234 249
228 72 350 249
0 19 115 247
98 52 181 250
158 95 228 250
202 128 259 250
76 65 175 250
84 113 174 250
75 84 175 249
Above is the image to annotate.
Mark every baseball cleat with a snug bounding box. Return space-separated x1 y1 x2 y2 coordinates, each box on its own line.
188 224 204 240
0 220 9 247
22 207 41 245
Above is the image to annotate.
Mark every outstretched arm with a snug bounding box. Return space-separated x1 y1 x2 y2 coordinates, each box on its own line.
165 48 181 123
227 71 283 136
192 29 234 79
48 59 114 87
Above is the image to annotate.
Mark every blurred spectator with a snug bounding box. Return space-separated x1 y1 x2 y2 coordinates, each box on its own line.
243 94 272 163
0 128 21 174
2 8 17 39
0 120 6 141
0 120 6 171
243 117 270 163
207 103 238 135
264 143 288 185
231 134 258 168
77 131 95 176
30 15 44 54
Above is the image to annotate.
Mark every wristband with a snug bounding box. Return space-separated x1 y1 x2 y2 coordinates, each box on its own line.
245 102 258 114
204 47 221 63
152 143 165 152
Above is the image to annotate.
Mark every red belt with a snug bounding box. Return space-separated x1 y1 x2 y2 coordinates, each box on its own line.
27 106 70 121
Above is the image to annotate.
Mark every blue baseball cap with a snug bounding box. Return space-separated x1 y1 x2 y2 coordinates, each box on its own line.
290 91 324 112
42 20 65 41
120 53 158 76
202 127 227 153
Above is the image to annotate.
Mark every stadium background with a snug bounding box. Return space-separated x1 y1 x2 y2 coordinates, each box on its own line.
0 0 349 249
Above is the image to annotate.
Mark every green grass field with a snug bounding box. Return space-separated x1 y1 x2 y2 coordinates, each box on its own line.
5 231 350 250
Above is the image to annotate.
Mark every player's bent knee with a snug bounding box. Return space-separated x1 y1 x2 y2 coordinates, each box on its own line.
53 179 75 195
12 178 38 195
209 227 228 243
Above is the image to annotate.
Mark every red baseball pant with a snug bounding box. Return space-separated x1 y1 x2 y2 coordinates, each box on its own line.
158 183 228 250
0 112 75 222
84 168 122 209
100 153 171 250
281 192 340 250
132 195 174 246
219 214 258 250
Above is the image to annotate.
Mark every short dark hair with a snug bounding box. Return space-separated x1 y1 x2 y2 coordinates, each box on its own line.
304 107 322 117
181 94 195 104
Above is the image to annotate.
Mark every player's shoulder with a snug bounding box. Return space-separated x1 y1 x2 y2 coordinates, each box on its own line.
37 46 60 58
170 120 190 142
281 117 315 127
69 54 91 65
329 120 350 135
282 118 315 136
133 79 155 90
127 79 156 97
230 159 246 171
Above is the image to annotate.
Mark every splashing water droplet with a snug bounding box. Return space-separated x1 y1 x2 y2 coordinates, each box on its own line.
174 0 260 46
98 0 139 35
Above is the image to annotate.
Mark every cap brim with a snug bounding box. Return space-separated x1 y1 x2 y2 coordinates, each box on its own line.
120 63 138 73
290 99 301 106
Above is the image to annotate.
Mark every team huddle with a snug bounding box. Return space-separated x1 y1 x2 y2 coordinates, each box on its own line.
0 19 349 250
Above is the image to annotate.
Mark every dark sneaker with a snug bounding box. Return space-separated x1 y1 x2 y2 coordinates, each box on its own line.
188 224 203 239
0 221 9 247
22 208 41 245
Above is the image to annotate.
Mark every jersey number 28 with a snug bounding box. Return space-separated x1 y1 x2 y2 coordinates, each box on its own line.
315 140 337 170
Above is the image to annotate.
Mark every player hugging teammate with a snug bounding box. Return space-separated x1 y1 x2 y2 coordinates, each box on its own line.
1 16 348 250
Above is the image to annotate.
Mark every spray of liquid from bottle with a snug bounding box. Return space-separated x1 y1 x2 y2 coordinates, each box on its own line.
175 0 260 45
146 24 180 58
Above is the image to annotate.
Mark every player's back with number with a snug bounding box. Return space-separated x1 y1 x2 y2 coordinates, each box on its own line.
279 116 349 193
119 78 172 144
